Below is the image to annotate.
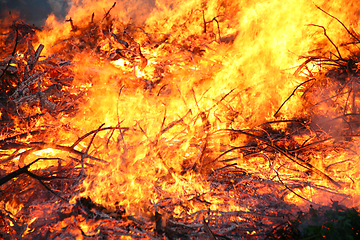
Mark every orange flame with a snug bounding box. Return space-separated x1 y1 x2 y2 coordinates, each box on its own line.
2 0 360 238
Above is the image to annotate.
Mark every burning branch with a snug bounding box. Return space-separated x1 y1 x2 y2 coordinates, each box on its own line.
0 157 68 201
0 158 41 186
315 4 360 44
66 17 77 31
10 83 62 112
2 2 360 239
102 2 116 23
308 24 342 59
0 22 19 84
274 79 314 117
224 128 341 188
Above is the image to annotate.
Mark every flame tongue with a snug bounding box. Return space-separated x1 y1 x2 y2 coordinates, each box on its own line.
1 0 360 239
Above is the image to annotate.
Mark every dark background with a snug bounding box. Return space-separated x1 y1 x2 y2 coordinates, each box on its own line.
0 0 69 27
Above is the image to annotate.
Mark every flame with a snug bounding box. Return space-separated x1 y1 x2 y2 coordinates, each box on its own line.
2 0 360 238
54 0 355 211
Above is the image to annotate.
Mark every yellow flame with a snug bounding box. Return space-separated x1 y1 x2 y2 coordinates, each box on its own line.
26 0 360 219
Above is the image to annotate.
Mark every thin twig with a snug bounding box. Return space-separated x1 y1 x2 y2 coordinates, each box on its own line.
308 24 342 59
160 109 191 134
225 129 341 188
315 4 360 43
26 170 67 201
274 79 314 117
102 2 116 22
66 17 77 31
272 168 315 204
0 22 19 82
70 126 129 149
85 123 105 154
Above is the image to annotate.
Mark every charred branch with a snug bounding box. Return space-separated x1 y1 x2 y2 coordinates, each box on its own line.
0 23 19 83
0 157 68 201
308 24 342 59
274 79 314 117
315 4 360 44
1 5 360 240
10 83 62 112
102 2 117 23
66 17 77 32
225 128 341 188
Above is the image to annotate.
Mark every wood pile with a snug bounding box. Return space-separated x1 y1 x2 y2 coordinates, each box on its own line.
0 5 360 239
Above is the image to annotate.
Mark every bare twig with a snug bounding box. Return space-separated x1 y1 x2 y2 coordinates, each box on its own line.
29 44 44 71
66 17 77 31
274 79 314 117
0 22 19 82
0 158 41 186
272 167 315 204
71 126 129 149
102 2 116 22
308 24 342 59
225 129 341 188
315 4 360 44
26 170 67 201
11 83 61 111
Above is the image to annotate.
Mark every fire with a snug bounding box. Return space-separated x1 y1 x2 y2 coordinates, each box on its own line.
2 0 360 238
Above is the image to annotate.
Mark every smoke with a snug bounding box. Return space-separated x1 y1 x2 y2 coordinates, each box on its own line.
65 0 156 26
0 0 159 28
0 0 69 27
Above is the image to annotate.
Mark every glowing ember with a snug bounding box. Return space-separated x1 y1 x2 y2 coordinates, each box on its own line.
1 0 360 239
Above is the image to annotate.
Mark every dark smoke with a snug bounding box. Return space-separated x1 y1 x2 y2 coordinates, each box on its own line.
0 0 69 28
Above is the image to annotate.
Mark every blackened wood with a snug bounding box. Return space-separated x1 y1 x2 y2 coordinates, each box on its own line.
0 158 40 186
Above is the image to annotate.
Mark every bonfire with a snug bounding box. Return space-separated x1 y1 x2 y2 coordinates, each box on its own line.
1 0 360 239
